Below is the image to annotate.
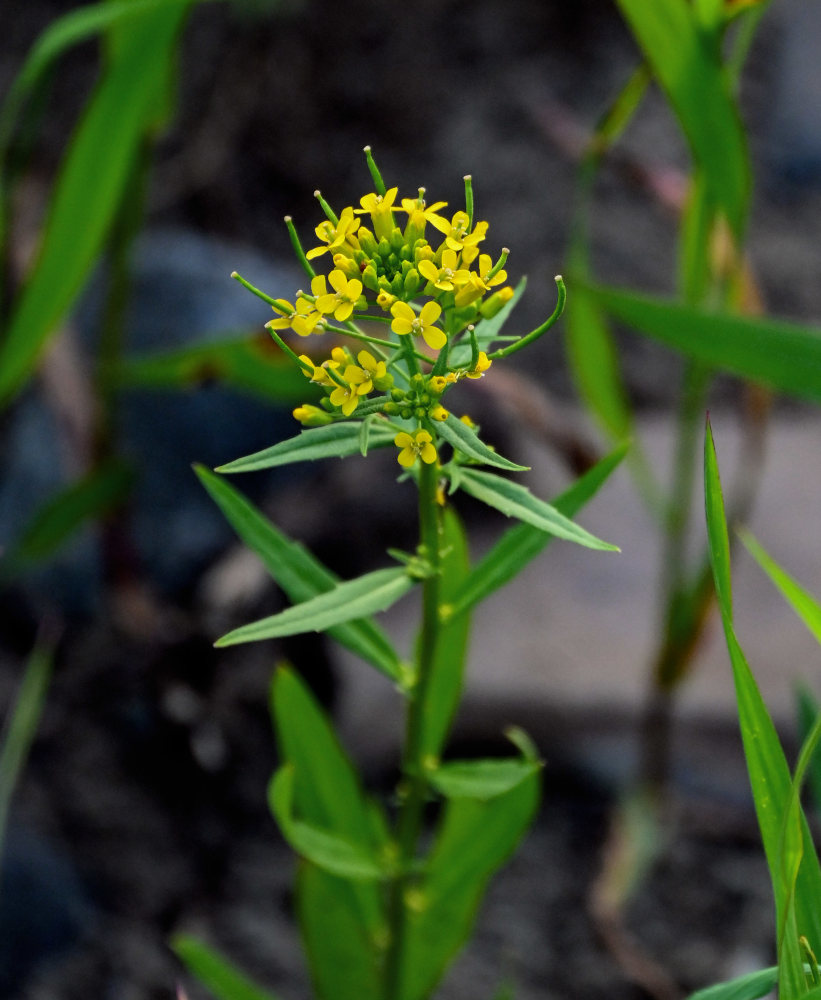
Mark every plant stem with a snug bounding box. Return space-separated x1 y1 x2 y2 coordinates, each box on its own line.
383 459 441 1000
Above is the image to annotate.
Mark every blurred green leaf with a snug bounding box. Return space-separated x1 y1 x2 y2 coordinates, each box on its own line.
216 420 396 473
449 278 526 367
215 566 415 647
455 467 619 552
0 2 190 408
419 506 471 762
587 283 821 404
195 466 401 679
447 444 627 620
704 423 821 982
269 766 387 880
0 636 54 864
687 966 778 1000
429 756 540 800
397 770 540 1000
172 935 283 1000
614 0 750 237
796 685 821 816
110 336 311 404
0 460 134 581
272 668 385 1000
740 531 821 645
437 413 528 472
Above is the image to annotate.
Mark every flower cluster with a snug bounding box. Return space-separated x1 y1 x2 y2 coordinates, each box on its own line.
255 148 521 468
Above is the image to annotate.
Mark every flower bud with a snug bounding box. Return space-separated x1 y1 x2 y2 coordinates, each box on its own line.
403 268 421 296
430 404 448 421
361 265 379 292
293 404 333 426
479 285 515 319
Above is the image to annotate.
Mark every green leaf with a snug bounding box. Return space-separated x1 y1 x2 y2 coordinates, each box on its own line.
449 278 526 367
704 423 821 973
171 935 283 1000
195 466 401 679
437 413 528 472
740 531 821 646
447 443 627 620
0 460 134 581
268 766 386 881
797 685 821 816
0 3 190 409
455 467 619 552
215 566 415 647
686 966 778 1000
397 770 540 1000
0 637 53 863
271 669 385 998
588 284 821 405
429 757 540 800
614 0 750 238
419 506 472 762
216 421 397 473
109 336 311 404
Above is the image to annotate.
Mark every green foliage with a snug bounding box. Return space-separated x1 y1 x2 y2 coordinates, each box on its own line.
172 935 283 1000
437 412 529 472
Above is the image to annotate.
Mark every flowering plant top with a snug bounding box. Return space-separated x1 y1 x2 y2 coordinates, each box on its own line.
231 146 567 475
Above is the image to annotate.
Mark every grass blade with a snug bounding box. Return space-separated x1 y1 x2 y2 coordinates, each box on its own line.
172 935 283 1000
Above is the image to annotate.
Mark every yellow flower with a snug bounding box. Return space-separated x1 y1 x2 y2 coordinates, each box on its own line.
430 405 449 421
298 354 338 387
267 298 322 338
399 191 449 232
357 350 389 387
341 363 374 396
356 187 398 241
428 210 488 254
394 430 437 468
477 253 507 288
466 351 492 379
429 372 457 394
306 206 359 261
376 290 397 311
329 382 361 417
315 269 364 322
417 248 471 292
390 300 446 351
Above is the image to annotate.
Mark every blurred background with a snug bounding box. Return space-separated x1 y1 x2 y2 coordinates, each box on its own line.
3 0 821 997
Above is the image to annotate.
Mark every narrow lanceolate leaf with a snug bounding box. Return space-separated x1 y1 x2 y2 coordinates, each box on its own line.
171 935 284 1000
195 466 401 679
704 423 821 968
686 966 778 1000
216 567 415 647
0 3 189 408
446 443 627 620
216 421 397 473
438 413 528 472
614 0 750 238
740 531 821 646
797 685 821 816
109 336 311 404
268 766 386 881
588 284 821 405
456 467 619 552
272 670 385 1000
429 757 540 801
449 278 526 367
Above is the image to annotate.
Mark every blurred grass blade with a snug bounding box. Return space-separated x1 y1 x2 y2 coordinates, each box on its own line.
740 531 821 645
216 421 397 473
419 506 471 761
0 460 134 582
686 966 778 1000
397 770 540 1000
216 566 415 647
0 3 190 408
0 636 54 863
588 283 821 404
110 336 311 404
705 422 821 968
447 443 627 620
195 466 401 679
438 413 528 472
614 0 750 237
796 685 821 815
456 467 620 552
172 934 283 1000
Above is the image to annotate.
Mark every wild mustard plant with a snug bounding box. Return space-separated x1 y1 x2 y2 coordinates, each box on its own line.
183 148 623 1000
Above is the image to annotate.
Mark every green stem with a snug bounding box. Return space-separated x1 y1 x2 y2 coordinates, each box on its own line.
383 459 441 1000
